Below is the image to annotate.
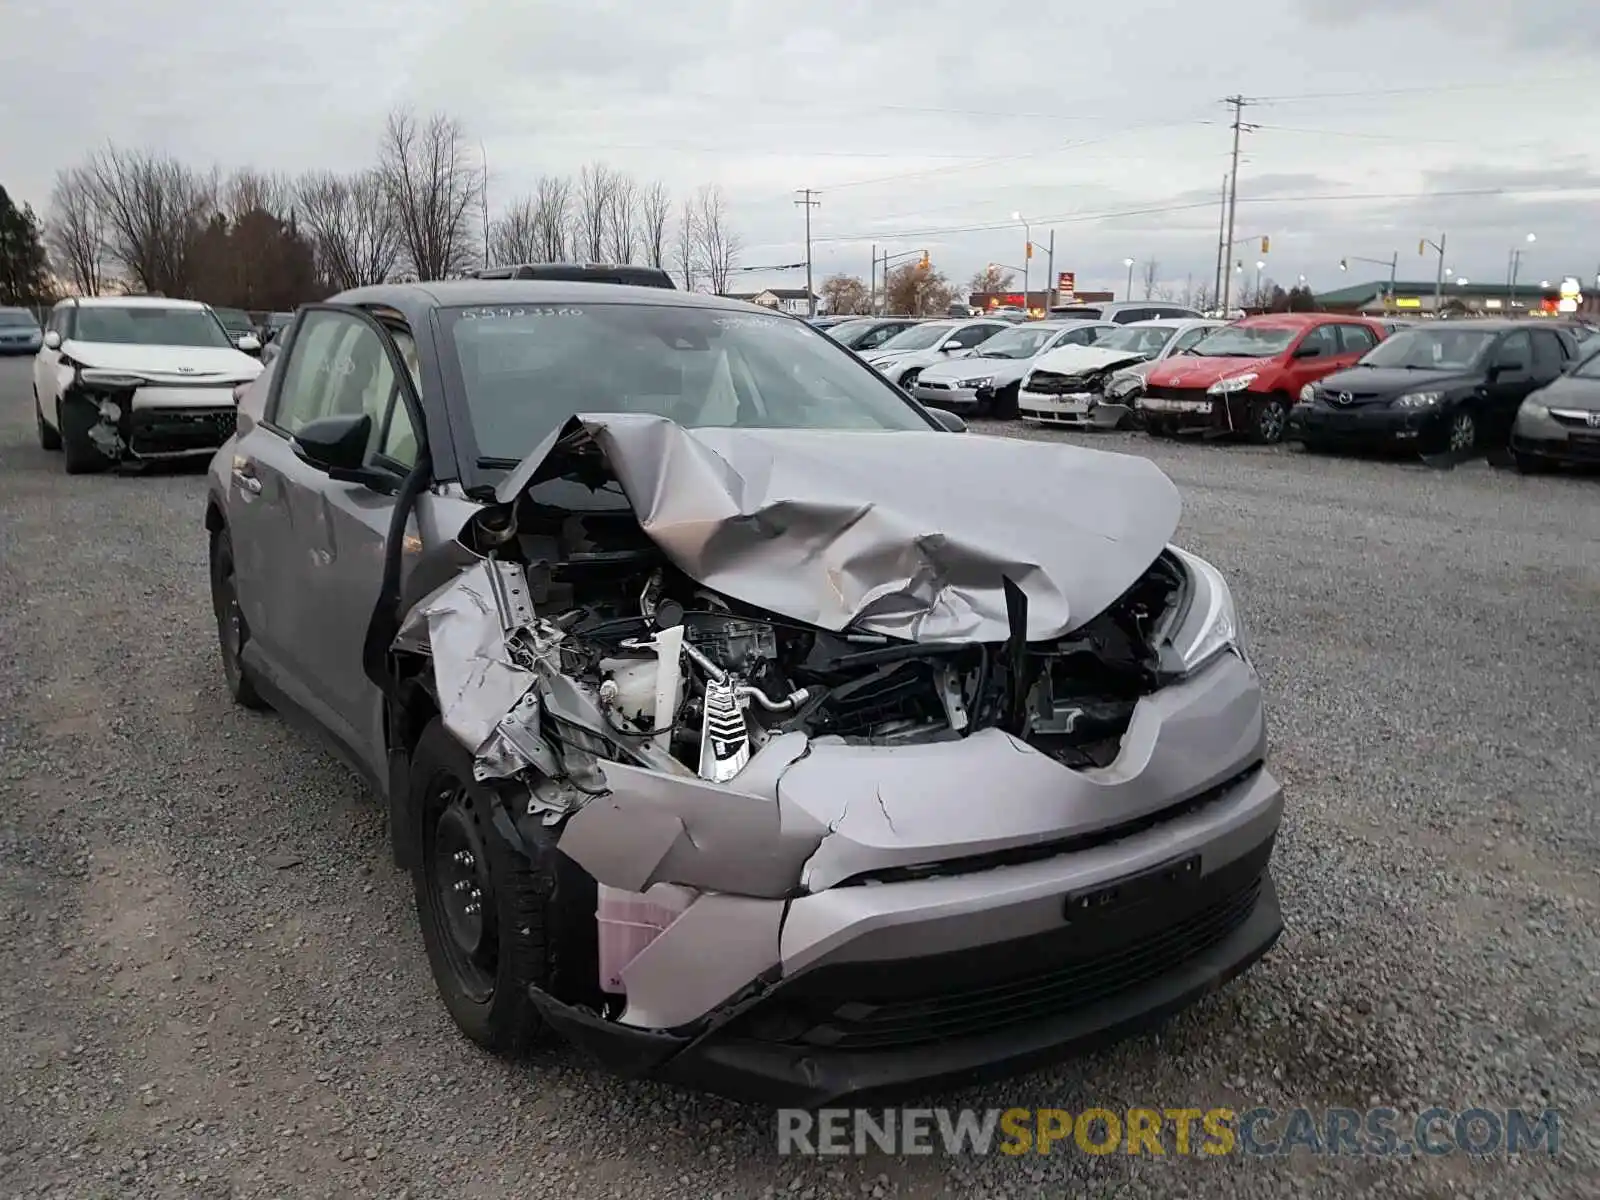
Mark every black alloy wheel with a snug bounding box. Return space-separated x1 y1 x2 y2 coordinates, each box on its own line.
209 530 268 709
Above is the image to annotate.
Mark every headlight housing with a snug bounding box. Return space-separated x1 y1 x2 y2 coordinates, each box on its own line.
1392 391 1443 409
1298 383 1316 403
1207 372 1258 395
1520 400 1549 418
956 376 993 389
1168 546 1251 675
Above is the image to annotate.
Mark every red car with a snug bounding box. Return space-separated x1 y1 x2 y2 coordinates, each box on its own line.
1139 314 1388 443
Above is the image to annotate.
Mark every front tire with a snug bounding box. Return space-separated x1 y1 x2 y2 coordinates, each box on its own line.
209 529 269 710
410 719 577 1058
59 398 114 475
36 389 61 451
1443 409 1478 456
1250 395 1289 445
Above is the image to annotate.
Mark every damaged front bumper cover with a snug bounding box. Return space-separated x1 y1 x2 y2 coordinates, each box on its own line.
66 369 245 461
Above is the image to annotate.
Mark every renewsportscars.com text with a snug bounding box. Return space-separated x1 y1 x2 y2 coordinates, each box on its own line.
777 1106 1561 1158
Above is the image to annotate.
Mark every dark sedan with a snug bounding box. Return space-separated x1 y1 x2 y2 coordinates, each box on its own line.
824 316 923 353
1287 321 1579 456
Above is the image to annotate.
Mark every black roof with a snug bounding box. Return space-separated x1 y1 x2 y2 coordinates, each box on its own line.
329 279 765 316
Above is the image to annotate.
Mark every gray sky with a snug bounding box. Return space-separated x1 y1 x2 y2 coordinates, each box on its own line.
3 0 1597 298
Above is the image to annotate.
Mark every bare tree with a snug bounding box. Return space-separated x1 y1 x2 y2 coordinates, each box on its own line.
886 259 951 316
1140 259 1160 300
297 169 401 290
605 173 639 264
691 184 740 295
86 147 216 296
820 273 869 315
532 175 572 262
224 169 291 224
46 167 105 296
640 181 671 269
673 197 700 291
379 108 484 280
487 194 540 266
967 264 1015 297
575 163 618 261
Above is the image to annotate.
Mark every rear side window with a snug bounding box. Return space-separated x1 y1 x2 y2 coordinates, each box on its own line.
1336 324 1379 354
1530 330 1565 378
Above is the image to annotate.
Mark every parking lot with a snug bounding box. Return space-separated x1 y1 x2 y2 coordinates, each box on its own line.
1 352 1596 1199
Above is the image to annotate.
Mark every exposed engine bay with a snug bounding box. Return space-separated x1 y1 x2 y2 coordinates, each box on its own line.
399 458 1190 831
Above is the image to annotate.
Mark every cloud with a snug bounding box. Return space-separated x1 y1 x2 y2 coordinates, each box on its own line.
0 0 1595 296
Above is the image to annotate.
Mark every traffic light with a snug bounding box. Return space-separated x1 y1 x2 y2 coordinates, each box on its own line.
1260 236 1270 254
1025 242 1034 259
1418 239 1426 256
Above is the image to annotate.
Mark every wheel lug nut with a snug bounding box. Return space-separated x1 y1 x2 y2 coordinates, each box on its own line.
453 880 470 893
469 888 481 901
464 902 480 915
452 851 474 867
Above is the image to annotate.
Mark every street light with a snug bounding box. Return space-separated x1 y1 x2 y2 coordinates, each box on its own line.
1123 257 1135 301
1340 251 1399 314
1420 234 1447 316
1254 259 1266 304
1012 212 1031 317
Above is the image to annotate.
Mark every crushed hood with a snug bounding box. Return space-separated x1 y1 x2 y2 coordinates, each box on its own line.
1029 345 1153 377
493 414 1181 643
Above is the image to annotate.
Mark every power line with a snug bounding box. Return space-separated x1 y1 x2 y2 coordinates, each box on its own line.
1252 76 1590 104
808 184 1600 246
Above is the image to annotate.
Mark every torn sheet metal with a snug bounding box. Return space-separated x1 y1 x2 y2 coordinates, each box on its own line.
398 558 564 784
493 413 1182 644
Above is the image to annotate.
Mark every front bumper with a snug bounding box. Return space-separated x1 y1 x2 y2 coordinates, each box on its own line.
65 380 241 460
543 650 1284 1106
1511 406 1600 464
1287 401 1443 446
911 382 982 413
540 770 1281 1106
1017 388 1121 428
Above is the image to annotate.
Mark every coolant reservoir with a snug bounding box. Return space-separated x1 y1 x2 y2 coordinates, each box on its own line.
596 883 696 994
598 657 659 727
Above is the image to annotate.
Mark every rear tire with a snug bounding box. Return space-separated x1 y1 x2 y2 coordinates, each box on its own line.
60 398 114 475
36 390 61 451
410 719 578 1059
209 528 269 710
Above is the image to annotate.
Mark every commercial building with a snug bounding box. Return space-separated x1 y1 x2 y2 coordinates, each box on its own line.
1313 279 1595 319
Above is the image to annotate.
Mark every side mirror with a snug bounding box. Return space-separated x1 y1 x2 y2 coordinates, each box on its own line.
43 330 61 350
927 407 967 433
236 333 261 352
1492 358 1528 377
1292 343 1321 359
290 413 396 490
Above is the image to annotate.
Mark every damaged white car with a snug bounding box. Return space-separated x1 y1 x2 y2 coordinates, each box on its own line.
204 282 1283 1106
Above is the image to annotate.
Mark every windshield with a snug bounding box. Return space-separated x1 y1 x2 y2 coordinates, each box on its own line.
874 323 954 351
1188 325 1297 358
212 307 253 332
1096 325 1176 355
1358 328 1496 369
0 309 39 328
72 305 234 349
1570 345 1600 379
827 319 888 348
441 302 935 461
976 325 1067 359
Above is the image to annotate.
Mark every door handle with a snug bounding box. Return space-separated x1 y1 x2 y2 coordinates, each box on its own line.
232 460 262 494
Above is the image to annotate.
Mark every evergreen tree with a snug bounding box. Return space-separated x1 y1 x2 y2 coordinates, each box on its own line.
0 186 52 305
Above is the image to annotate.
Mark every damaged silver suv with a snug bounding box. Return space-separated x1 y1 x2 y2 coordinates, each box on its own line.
204 280 1283 1106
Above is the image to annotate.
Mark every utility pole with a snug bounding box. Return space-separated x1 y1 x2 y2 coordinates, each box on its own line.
1045 230 1055 312
480 142 490 268
1221 96 1254 315
795 189 821 317
869 243 876 317
1213 175 1228 311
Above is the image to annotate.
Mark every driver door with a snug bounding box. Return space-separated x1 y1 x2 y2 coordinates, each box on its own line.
231 305 424 778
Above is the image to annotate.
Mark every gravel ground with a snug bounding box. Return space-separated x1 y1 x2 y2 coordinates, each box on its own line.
1 356 1597 1200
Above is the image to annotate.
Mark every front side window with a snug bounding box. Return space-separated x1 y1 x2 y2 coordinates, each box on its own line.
944 323 1001 350
72 305 234 349
439 302 935 463
1294 325 1340 358
856 323 914 351
272 310 408 467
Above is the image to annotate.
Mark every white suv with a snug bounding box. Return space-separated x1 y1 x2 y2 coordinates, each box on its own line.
35 296 262 474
